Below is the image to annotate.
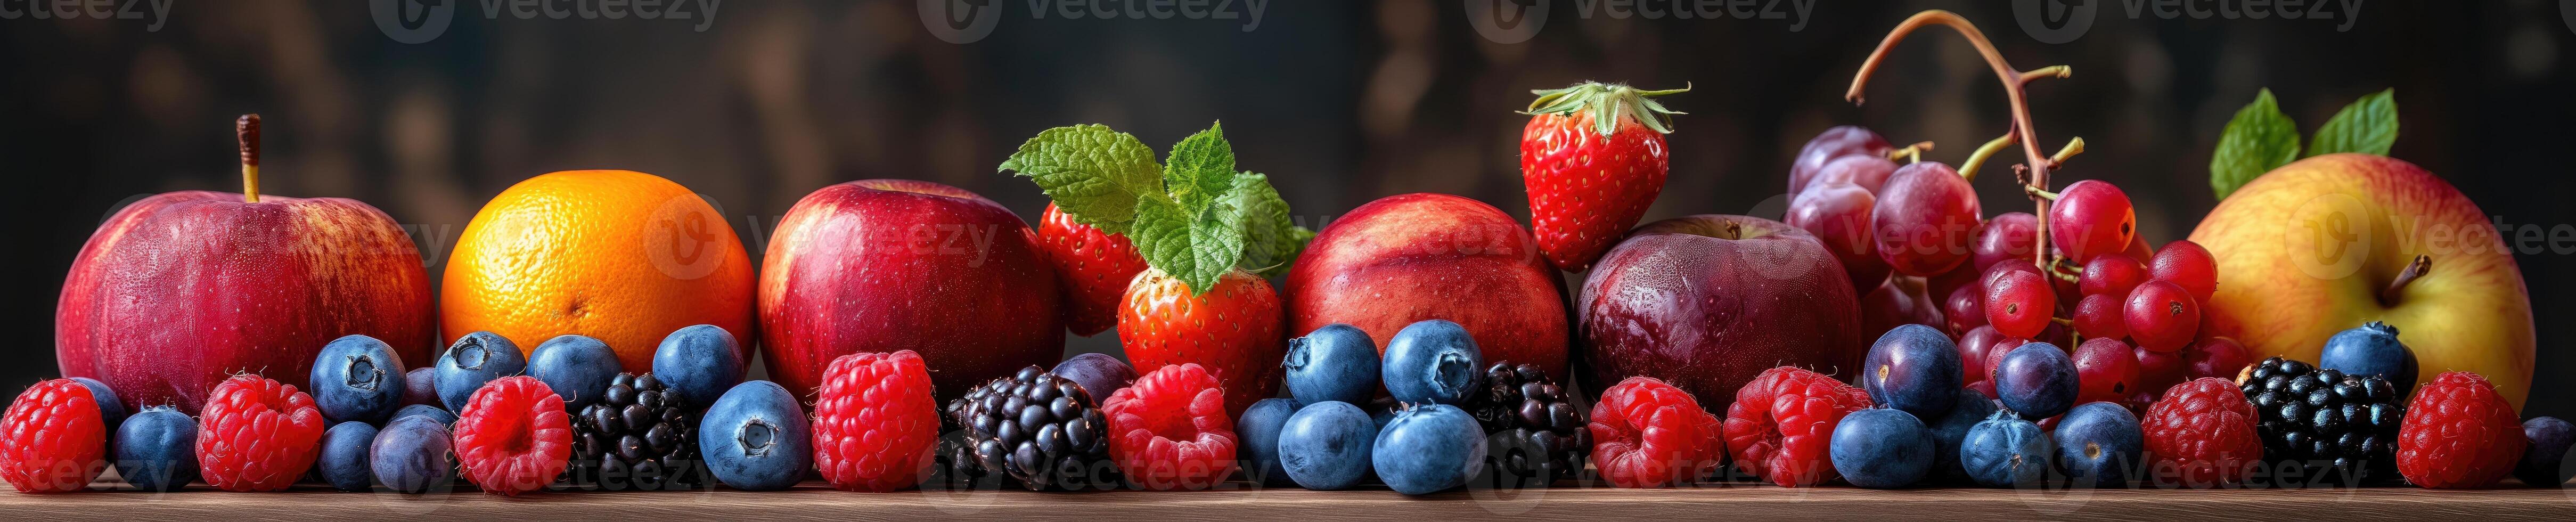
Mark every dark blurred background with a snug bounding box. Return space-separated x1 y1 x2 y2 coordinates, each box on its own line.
7 1 2570 416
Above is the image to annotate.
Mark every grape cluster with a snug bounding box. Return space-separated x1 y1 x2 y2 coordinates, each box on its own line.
1783 126 2240 414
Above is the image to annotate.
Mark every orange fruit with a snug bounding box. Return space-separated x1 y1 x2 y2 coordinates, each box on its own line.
441 169 755 371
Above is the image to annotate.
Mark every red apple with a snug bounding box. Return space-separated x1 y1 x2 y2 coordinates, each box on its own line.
758 179 1064 400
1285 193 1568 381
1576 214 1866 407
56 115 435 414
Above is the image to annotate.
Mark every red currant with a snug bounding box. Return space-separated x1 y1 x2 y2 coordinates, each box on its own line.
1969 212 2039 274
2078 254 2149 298
2122 280 2199 352
2048 180 2137 264
1983 270 2054 339
1956 325 2006 386
2149 240 2218 304
2132 345 2185 394
2182 336 2253 380
1943 284 1985 335
1786 183 1889 292
2072 337 2140 405
2072 292 2128 340
1871 162 1981 276
1981 336 2031 389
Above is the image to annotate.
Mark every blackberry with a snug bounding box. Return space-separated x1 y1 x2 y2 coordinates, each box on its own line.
565 372 708 491
944 366 1119 491
1465 362 1588 487
2236 356 2405 485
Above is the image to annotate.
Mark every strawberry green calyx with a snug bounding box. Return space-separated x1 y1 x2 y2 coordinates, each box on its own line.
1522 81 1691 136
1001 121 1312 295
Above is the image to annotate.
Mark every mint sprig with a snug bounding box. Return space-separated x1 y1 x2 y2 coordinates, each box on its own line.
1001 121 1312 295
2209 88 2400 201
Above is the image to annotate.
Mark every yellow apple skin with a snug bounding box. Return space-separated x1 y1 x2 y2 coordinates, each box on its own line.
2189 153 2534 412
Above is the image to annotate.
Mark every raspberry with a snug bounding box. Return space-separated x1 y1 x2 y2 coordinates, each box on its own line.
1588 377 1723 488
454 376 573 496
194 374 325 492
2140 378 2261 487
0 380 107 493
1721 366 1871 487
1101 363 1238 491
812 350 941 492
2397 371 2526 488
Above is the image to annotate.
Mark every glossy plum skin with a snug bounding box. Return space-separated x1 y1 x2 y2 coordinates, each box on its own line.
1051 353 1139 406
1579 215 1866 409
1872 162 1982 277
370 415 455 494
1993 342 2080 420
1863 324 1963 419
1831 408 1935 488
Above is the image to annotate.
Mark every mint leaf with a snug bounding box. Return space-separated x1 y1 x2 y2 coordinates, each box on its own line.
1230 172 1311 278
999 125 1163 234
2308 88 2397 157
2209 89 2302 201
1130 193 1246 295
1163 123 1236 213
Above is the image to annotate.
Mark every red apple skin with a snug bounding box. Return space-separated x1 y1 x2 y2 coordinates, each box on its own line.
1286 193 1569 381
2190 153 2534 411
57 191 436 414
1577 215 1867 407
758 180 1064 401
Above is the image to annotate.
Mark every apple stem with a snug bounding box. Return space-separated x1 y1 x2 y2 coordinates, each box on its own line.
1847 10 2068 274
2379 254 2431 306
237 114 261 203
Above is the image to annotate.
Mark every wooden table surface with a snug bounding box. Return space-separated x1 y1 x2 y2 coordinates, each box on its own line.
6 480 2575 521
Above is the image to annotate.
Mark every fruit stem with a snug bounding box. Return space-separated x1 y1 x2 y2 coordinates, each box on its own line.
2024 185 2060 201
1886 141 1935 164
2378 255 2431 306
1847 10 2063 270
1959 133 2016 182
2049 137 2086 169
237 114 261 203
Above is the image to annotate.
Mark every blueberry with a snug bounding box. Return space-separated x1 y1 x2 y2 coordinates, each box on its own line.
1960 409 2054 488
700 380 813 491
1285 323 1380 406
394 404 456 426
1863 324 1963 419
2051 402 2143 488
1830 407 1934 488
528 335 623 412
652 324 745 411
111 406 197 492
1371 403 1486 495
1050 353 1138 405
1993 342 2079 420
1367 398 1399 432
1278 401 1376 491
371 415 456 494
2319 321 2418 394
1236 397 1300 486
69 377 126 433
2517 416 2575 487
1382 320 1483 405
312 335 407 425
1927 388 1999 482
435 331 526 412
401 368 439 407
315 421 378 491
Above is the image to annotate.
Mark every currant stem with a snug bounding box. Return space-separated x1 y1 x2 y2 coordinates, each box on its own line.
1848 10 2062 269
1959 133 2017 182
1887 141 1935 164
2050 137 2086 169
2025 186 2061 201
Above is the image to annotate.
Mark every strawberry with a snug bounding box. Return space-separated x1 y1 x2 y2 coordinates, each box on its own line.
1038 202 1150 336
1117 267 1285 419
1519 81 1687 272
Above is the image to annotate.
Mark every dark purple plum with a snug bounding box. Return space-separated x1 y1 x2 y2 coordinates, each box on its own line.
1862 324 1963 419
1994 342 2079 420
1050 352 1138 406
